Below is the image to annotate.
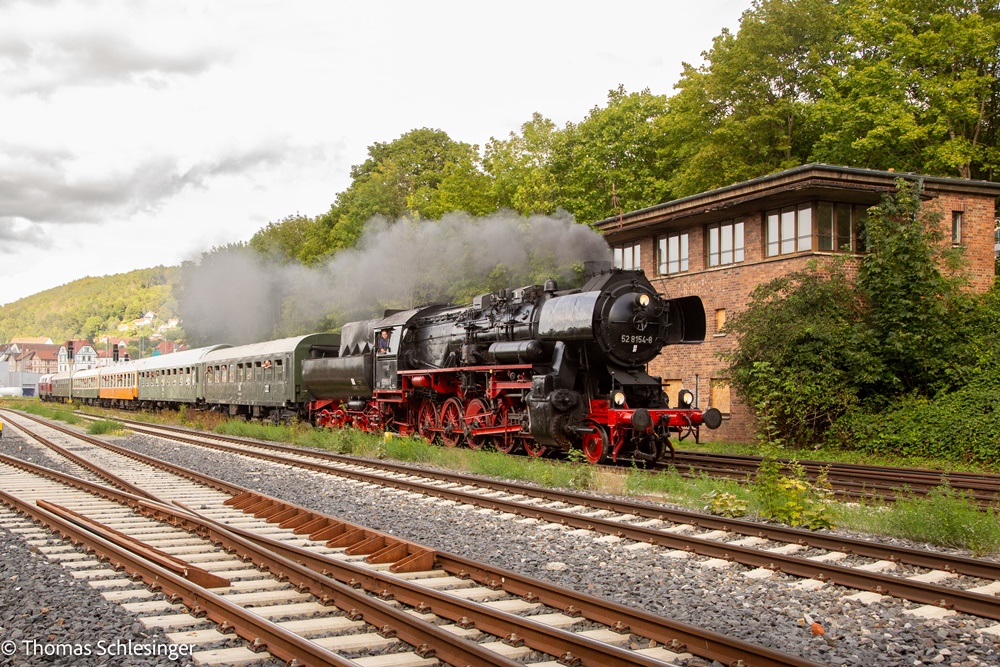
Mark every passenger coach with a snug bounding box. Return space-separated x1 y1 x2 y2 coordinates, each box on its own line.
201 333 339 421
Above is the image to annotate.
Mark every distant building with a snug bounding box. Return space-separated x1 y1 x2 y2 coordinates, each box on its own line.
11 336 54 345
58 340 97 372
0 341 58 395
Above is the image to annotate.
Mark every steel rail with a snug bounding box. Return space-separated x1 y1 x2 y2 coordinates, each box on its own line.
2 417 823 667
174 500 731 667
0 410 159 501
203 493 821 667
95 416 1000 582
0 487 358 667
63 420 1000 621
0 457 521 667
37 499 230 589
663 452 1000 503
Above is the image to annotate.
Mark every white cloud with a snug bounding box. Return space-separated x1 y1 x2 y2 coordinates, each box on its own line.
0 0 750 307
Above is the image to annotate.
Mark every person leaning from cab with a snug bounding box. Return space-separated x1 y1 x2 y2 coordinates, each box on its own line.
377 329 391 354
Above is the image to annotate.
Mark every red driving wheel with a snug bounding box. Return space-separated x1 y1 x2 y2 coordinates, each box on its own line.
439 397 464 448
417 400 438 443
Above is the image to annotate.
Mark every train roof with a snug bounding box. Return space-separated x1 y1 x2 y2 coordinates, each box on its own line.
136 345 231 371
201 333 340 364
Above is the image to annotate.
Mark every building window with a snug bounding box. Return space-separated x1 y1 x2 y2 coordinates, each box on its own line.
817 202 868 252
663 379 683 408
715 308 727 333
952 211 963 245
766 204 813 256
613 242 641 270
657 232 689 274
710 379 731 415
706 219 744 267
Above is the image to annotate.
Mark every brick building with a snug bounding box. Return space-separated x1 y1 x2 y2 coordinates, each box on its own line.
597 164 1000 443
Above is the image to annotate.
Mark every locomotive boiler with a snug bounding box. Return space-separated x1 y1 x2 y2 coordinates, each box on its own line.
303 261 722 464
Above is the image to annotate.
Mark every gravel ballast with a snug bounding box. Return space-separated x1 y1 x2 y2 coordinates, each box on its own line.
3 423 1000 667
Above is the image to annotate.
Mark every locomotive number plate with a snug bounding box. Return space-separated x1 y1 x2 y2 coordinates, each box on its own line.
621 334 654 345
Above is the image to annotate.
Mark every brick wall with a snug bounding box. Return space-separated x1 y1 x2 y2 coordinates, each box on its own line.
635 191 997 444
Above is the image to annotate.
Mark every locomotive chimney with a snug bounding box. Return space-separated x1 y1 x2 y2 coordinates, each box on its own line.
584 260 613 279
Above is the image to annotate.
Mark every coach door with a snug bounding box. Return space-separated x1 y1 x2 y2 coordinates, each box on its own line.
374 326 400 391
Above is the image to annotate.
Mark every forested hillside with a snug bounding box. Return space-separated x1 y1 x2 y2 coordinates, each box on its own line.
0 267 178 344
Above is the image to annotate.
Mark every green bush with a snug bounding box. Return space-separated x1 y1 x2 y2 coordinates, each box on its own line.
751 459 835 530
831 383 1000 465
87 420 123 436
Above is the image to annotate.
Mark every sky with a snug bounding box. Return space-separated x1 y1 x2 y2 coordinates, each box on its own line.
0 0 752 307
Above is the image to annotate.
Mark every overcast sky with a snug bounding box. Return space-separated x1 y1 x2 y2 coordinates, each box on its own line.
0 0 751 307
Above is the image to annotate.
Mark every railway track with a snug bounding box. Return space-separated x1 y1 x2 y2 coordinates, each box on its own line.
28 412 1000 625
660 450 1000 508
0 409 820 667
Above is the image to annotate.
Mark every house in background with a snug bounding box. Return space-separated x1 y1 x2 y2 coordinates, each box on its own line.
58 340 98 372
597 163 1000 443
1 339 59 395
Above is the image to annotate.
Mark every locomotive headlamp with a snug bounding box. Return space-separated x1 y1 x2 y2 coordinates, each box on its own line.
635 293 651 308
612 390 626 406
678 389 694 408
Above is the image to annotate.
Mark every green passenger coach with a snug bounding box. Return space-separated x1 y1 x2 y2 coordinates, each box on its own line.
200 333 340 420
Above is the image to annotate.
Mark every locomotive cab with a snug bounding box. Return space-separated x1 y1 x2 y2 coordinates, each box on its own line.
374 326 402 391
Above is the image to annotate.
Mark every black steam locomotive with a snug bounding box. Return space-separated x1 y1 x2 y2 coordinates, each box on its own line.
303 261 721 464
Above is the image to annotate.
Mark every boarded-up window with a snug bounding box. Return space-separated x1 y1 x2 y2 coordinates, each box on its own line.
715 308 727 333
663 379 683 408
710 379 731 415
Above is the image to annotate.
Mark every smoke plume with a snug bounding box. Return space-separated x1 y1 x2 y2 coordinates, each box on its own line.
179 210 611 345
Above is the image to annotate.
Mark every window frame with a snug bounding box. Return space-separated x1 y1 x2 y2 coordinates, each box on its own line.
706 219 745 267
612 241 642 270
657 231 689 275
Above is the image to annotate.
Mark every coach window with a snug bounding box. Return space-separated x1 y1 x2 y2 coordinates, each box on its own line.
612 241 641 270
657 232 689 275
255 362 263 381
706 219 744 267
766 203 812 256
275 359 284 381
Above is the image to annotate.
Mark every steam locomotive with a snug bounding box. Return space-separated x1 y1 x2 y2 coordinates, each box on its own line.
40 262 721 464
303 261 721 464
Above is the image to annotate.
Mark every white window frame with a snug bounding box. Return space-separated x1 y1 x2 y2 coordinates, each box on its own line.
613 242 641 270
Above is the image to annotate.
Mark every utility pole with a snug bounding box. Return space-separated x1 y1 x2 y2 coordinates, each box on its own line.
67 340 74 402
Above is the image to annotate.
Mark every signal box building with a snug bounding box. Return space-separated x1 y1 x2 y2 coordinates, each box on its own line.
597 164 1000 443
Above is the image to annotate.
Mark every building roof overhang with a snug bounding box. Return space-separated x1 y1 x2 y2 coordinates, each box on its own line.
596 163 1000 240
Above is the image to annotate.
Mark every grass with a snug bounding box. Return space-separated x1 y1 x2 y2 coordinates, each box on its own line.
86 419 127 436
3 396 998 554
832 486 1000 556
